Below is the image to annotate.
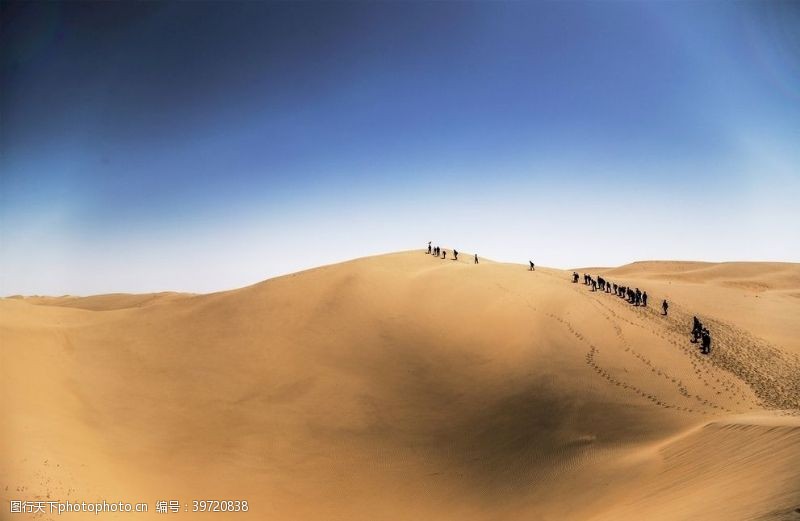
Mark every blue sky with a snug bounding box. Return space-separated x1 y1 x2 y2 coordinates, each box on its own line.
1 1 799 295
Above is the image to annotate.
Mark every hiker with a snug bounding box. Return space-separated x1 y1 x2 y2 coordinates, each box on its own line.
701 329 711 354
691 317 702 343
642 291 648 307
529 261 535 271
427 242 432 254
573 272 579 283
474 253 479 264
635 288 642 306
442 249 447 259
453 249 458 261
662 299 669 316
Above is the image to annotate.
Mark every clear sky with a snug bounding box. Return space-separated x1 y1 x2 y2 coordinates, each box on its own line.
1 1 799 295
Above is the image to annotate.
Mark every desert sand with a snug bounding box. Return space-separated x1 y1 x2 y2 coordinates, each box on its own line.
2 251 799 520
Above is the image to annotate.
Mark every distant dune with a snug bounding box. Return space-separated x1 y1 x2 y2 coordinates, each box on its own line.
2 252 799 520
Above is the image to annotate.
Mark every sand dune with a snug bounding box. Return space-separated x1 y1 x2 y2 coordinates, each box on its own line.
2 252 799 520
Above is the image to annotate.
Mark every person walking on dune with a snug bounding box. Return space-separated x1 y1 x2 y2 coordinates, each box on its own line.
573 272 579 283
442 249 447 259
662 299 669 316
701 329 711 354
453 249 458 261
529 261 535 271
642 291 648 307
691 316 702 343
427 242 432 254
474 253 479 264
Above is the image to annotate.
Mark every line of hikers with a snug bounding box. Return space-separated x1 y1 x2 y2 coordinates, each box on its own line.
426 243 534 268
427 242 479 264
574 271 655 309
572 271 712 355
425 244 713 355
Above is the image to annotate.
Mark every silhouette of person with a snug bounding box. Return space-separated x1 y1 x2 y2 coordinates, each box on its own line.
442 249 447 259
474 253 479 264
701 329 711 354
573 272 579 283
453 249 458 261
642 291 648 307
691 316 701 342
662 299 669 316
427 242 432 254
529 261 535 271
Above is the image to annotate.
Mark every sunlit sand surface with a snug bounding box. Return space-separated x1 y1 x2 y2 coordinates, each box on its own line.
3 252 799 520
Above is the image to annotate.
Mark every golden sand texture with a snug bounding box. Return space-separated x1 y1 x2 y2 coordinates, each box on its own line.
2 251 799 520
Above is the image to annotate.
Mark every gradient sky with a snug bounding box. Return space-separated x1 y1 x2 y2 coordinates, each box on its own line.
2 1 799 295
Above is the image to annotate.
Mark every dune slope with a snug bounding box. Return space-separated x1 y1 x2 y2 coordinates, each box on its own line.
2 252 799 520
